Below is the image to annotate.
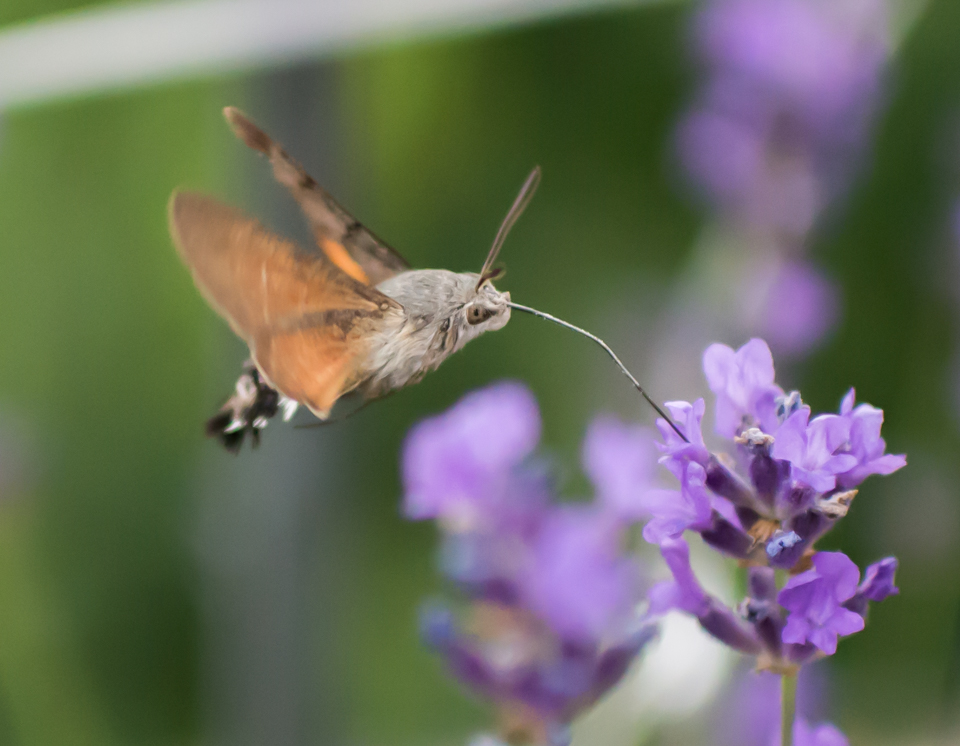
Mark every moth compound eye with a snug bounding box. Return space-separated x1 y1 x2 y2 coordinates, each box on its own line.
467 305 494 325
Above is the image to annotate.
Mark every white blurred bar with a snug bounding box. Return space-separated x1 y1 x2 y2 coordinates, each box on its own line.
0 0 655 109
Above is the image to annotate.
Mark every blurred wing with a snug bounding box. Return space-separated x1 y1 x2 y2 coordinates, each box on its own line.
224 107 410 286
169 191 400 417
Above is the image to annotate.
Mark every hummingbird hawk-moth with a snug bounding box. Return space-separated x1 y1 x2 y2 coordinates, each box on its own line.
169 107 539 451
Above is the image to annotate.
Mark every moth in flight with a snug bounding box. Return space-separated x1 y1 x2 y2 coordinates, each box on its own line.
169 108 538 451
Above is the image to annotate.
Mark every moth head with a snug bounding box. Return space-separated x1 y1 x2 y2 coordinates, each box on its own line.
463 274 511 333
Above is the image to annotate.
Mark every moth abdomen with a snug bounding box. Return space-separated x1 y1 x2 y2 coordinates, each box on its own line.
206 363 286 453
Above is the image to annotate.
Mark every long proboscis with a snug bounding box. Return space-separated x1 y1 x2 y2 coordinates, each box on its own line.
507 302 689 442
478 166 542 289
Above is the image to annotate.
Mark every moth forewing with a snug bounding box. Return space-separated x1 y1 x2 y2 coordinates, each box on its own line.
168 190 402 419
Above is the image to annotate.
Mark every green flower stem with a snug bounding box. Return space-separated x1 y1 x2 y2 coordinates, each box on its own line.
781 672 798 746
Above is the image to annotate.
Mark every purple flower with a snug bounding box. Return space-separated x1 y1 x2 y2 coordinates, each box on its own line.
771 407 858 492
676 108 764 204
407 383 658 735
703 339 783 437
754 260 840 357
640 462 712 545
778 552 866 655
696 0 885 129
714 667 844 746
649 537 762 654
656 398 710 469
844 557 898 616
582 417 660 520
680 0 889 233
636 339 904 669
790 719 849 746
835 389 906 488
519 506 641 643
402 382 541 523
856 557 899 602
648 537 708 616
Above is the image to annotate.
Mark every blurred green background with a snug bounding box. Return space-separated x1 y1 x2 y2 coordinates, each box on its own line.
0 0 957 744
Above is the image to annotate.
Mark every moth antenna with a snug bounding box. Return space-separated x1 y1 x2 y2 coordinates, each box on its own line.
478 167 541 290
507 302 689 442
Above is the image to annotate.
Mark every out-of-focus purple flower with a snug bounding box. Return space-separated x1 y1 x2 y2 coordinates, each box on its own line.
703 339 784 437
519 506 640 643
790 719 849 746
714 667 843 746
422 598 656 737
696 0 886 128
402 382 540 524
407 383 659 739
772 408 858 492
582 417 660 520
835 389 906 488
680 0 889 233
778 552 865 654
754 260 840 357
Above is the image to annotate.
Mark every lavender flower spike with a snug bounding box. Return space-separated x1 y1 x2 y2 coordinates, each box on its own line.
778 552 865 655
703 339 784 437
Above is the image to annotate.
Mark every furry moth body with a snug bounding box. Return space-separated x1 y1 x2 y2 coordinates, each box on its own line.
169 108 535 451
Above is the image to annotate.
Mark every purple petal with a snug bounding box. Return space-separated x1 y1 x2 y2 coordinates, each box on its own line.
839 388 856 416
834 393 907 488
656 537 708 614
858 557 899 602
778 551 864 654
703 339 783 438
699 597 762 654
806 414 851 461
827 607 866 637
771 407 811 463
789 464 836 494
806 626 839 656
639 462 713 545
782 614 813 646
811 552 860 600
657 398 710 467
